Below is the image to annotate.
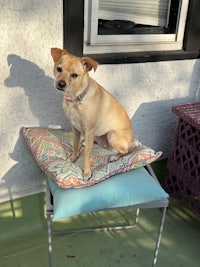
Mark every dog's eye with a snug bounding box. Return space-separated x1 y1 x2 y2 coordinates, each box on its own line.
71 73 78 78
57 66 62 72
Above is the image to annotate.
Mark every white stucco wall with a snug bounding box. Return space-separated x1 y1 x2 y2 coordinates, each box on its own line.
0 1 200 202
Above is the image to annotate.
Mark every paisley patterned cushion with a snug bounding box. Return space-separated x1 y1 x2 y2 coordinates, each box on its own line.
22 127 162 189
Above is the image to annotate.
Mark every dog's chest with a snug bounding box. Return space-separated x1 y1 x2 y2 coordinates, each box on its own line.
63 101 84 132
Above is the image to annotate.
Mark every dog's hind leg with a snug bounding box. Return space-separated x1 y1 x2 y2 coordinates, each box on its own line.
107 130 131 162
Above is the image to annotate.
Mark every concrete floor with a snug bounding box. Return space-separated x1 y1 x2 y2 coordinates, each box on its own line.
0 194 200 267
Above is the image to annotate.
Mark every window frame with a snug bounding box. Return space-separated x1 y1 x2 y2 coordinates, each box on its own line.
63 0 200 64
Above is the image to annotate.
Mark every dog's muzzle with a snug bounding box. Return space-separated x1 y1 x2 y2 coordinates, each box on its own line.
56 80 67 91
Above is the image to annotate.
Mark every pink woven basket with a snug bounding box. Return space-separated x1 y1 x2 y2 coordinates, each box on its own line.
165 102 200 217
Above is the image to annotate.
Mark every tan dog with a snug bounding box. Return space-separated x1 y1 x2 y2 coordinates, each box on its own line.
51 48 133 179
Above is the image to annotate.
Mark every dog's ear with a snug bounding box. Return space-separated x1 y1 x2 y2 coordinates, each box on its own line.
81 57 98 72
51 48 68 63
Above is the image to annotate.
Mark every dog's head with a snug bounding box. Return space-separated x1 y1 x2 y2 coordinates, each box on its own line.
51 48 98 95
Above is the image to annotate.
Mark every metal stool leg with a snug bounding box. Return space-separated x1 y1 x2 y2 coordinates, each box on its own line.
47 213 53 267
152 207 167 267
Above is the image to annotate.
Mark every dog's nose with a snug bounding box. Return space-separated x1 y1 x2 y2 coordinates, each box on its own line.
57 80 66 91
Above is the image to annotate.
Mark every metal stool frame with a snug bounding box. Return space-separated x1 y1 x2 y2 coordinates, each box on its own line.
46 165 168 267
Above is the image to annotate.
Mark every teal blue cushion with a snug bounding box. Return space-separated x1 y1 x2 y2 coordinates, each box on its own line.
48 167 168 221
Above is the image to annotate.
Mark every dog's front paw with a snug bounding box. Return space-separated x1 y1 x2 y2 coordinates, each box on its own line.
83 169 91 181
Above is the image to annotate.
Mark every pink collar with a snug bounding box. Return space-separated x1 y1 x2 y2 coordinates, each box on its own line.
64 95 76 103
64 83 89 103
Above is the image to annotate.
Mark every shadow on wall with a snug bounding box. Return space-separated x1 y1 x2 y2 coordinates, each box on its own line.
132 59 200 155
4 54 68 127
1 54 70 203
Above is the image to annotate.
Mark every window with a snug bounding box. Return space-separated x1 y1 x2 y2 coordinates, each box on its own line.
84 0 188 53
64 0 200 64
